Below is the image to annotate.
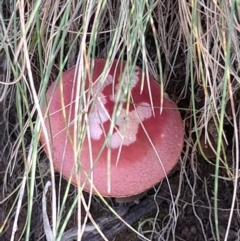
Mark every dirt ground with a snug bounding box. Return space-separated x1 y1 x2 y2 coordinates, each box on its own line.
1 74 239 240
1 149 239 241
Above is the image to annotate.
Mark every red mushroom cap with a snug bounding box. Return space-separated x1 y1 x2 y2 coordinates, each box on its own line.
40 59 184 197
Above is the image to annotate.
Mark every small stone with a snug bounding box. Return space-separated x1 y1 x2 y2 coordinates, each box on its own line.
190 225 197 235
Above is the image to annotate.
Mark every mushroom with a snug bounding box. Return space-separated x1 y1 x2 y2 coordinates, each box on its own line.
198 119 227 159
198 133 227 159
40 59 184 199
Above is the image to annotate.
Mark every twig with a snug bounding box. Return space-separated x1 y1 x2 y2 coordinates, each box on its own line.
61 195 165 241
42 181 53 241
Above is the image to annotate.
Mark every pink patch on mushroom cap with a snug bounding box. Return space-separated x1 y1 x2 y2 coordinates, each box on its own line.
40 59 184 197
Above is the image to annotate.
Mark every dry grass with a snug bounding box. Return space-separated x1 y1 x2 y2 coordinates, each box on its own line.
0 0 239 240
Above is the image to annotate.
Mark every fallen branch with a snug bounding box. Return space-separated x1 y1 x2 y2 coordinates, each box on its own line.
61 195 165 241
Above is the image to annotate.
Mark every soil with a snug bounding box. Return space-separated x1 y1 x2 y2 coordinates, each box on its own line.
2 161 239 241
1 106 239 241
